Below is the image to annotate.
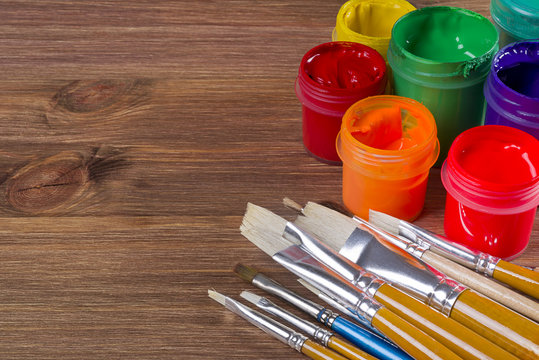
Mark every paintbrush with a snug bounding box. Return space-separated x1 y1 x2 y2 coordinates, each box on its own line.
245 202 520 360
293 200 539 360
234 263 411 360
208 289 350 360
369 209 539 300
240 226 462 360
241 290 380 360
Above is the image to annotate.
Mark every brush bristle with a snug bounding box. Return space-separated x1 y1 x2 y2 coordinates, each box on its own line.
240 203 288 237
208 289 226 305
282 197 303 213
297 279 322 296
368 210 401 235
241 227 294 257
240 290 263 305
234 263 258 283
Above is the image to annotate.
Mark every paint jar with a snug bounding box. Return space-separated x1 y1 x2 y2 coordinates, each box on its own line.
332 0 415 60
336 96 439 221
484 41 539 139
490 0 539 48
388 7 498 165
296 42 387 164
441 125 539 259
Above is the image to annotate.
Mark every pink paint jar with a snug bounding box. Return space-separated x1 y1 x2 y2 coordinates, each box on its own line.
441 125 539 259
296 42 387 164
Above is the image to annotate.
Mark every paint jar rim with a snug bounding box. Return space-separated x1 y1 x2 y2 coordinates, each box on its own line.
441 125 539 215
388 6 498 85
337 96 439 180
296 42 387 117
490 0 539 40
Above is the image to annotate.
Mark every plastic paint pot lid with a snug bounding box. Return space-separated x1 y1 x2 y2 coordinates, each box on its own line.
491 0 539 40
441 125 539 214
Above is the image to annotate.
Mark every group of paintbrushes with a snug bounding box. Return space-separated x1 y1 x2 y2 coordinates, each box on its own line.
209 198 539 360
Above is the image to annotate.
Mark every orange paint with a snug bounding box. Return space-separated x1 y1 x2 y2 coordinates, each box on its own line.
336 96 439 221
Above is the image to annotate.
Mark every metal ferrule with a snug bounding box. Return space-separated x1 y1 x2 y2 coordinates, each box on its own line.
318 308 340 328
340 227 467 316
354 217 429 259
255 296 333 346
400 221 500 277
273 245 383 325
284 222 385 298
223 296 307 351
252 273 323 318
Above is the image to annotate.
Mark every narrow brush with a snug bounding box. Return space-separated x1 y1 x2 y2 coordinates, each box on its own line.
241 291 379 360
368 209 539 321
250 202 520 360
233 263 409 360
369 209 539 301
240 226 462 360
208 289 349 360
295 201 539 360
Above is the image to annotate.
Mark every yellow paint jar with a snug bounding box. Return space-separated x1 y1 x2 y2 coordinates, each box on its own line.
332 0 416 60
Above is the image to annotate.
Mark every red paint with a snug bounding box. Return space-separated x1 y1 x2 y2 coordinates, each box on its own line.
296 42 386 164
441 125 539 259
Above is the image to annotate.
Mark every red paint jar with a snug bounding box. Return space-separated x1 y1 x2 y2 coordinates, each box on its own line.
296 42 386 164
441 125 539 259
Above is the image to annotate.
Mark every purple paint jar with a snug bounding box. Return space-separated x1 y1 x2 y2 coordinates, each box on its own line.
484 41 539 138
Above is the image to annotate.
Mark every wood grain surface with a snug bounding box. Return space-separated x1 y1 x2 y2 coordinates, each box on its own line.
0 1 536 359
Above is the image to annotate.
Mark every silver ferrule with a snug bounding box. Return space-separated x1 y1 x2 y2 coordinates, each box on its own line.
354 216 429 259
273 245 382 325
340 227 467 316
223 296 307 351
252 273 323 318
284 222 384 297
401 222 500 277
255 296 333 346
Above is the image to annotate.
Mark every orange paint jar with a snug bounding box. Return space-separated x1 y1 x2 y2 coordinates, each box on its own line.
336 96 439 221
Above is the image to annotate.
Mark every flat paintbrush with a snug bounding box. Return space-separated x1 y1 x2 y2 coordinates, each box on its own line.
208 289 349 360
294 200 539 360
369 209 539 301
234 263 411 360
245 202 520 360
240 226 462 360
241 290 379 360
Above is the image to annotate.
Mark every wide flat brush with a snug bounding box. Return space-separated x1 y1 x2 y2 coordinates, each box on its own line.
241 291 379 360
208 289 349 360
246 202 519 360
240 226 462 360
234 263 410 360
294 200 539 360
369 209 539 300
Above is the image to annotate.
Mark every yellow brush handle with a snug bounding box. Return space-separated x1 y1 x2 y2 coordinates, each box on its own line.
374 283 519 360
450 289 539 360
371 306 462 360
327 336 379 360
301 339 351 360
493 260 539 299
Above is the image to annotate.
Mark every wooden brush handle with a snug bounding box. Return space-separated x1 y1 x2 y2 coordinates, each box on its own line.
374 283 518 360
493 260 539 299
327 337 379 360
422 250 539 322
450 289 539 360
371 307 462 360
301 339 350 360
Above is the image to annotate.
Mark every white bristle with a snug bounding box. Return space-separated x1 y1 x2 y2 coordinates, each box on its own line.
368 210 401 235
240 291 263 305
208 289 226 305
297 278 322 296
240 227 294 257
282 197 304 213
240 203 288 237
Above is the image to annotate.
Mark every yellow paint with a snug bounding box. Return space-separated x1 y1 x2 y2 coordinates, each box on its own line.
332 0 416 59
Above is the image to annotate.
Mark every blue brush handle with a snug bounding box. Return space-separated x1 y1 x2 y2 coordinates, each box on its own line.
330 315 413 360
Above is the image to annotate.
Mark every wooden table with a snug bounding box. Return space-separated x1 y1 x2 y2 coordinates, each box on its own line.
0 1 536 358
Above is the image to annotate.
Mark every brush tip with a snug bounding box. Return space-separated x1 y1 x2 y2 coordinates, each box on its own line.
233 263 258 283
298 279 322 296
283 197 303 213
240 290 262 305
241 202 288 236
208 289 226 305
368 209 401 235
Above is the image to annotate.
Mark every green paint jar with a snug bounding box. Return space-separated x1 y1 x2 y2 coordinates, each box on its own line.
388 7 498 164
490 0 539 48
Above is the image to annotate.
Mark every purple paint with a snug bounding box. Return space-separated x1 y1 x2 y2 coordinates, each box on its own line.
484 41 539 139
